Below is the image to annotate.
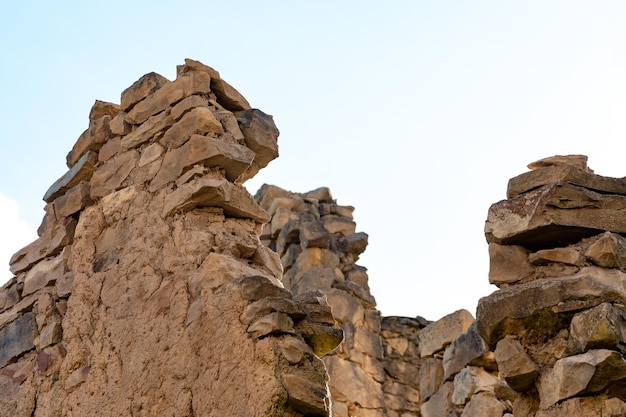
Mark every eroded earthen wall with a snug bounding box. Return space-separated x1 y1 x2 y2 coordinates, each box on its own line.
0 59 341 417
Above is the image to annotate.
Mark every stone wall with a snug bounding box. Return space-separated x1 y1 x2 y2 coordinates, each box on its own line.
255 184 386 417
3 59 626 417
478 155 626 416
0 59 342 416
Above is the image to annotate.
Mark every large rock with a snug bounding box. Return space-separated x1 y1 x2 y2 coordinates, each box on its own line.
0 313 36 367
569 302 626 353
476 267 626 348
485 182 626 250
442 322 490 381
419 309 475 358
538 349 626 409
508 161 626 199
585 232 626 269
324 356 385 409
488 243 534 286
494 337 539 392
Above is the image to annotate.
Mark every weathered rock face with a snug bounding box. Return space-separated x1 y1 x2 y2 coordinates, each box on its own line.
477 154 626 415
0 59 342 416
255 185 387 417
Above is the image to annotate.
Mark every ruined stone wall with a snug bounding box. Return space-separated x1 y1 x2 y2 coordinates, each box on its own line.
0 59 342 416
255 185 387 417
4 58 626 417
477 155 626 416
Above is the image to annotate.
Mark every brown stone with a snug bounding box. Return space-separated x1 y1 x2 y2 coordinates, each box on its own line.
125 70 211 125
324 356 385 409
170 94 209 121
299 220 331 249
120 110 174 150
485 182 626 250
247 312 295 338
0 313 36 367
88 100 120 122
43 151 97 203
109 113 131 136
120 71 169 112
419 358 444 402
529 247 583 266
488 243 534 286
534 396 626 417
281 373 331 416
296 319 343 356
240 297 303 326
179 58 251 112
151 134 254 189
476 267 626 348
303 187 333 203
508 164 626 199
419 309 475 358
585 232 626 269
420 381 454 417
22 254 65 296
494 338 539 392
66 115 113 167
52 183 91 219
527 154 591 172
160 107 222 149
98 136 121 162
321 215 356 236
460 392 505 417
90 150 138 199
236 109 279 181
162 177 270 223
538 349 626 409
236 275 292 302
338 232 369 256
569 302 626 353
9 218 76 274
138 142 164 167
442 322 489 381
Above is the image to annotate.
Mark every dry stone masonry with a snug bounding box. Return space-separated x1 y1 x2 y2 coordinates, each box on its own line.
3 58 626 417
478 154 626 416
0 59 342 416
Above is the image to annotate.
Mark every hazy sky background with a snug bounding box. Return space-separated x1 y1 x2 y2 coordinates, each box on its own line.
2 1 626 321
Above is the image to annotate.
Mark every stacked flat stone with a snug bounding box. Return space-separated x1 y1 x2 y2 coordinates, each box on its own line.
255 184 387 417
0 59 343 417
478 155 626 416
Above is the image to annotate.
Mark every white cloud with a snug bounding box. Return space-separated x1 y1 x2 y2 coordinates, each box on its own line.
0 194 38 286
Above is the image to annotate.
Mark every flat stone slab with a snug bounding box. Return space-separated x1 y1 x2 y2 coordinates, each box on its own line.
485 182 626 250
476 267 626 349
0 313 36 367
508 164 626 198
162 177 270 223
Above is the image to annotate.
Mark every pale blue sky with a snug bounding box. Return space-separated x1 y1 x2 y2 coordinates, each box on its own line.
2 2 626 320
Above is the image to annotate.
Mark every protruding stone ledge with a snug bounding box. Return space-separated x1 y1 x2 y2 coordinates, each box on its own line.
162 177 270 223
485 182 626 250
43 151 98 203
476 267 626 349
508 164 626 199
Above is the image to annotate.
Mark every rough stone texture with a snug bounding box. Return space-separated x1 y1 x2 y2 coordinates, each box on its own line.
477 156 626 416
494 337 539 392
485 182 626 250
538 349 626 409
256 184 387 417
8 67 625 417
1 60 342 417
419 309 475 358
